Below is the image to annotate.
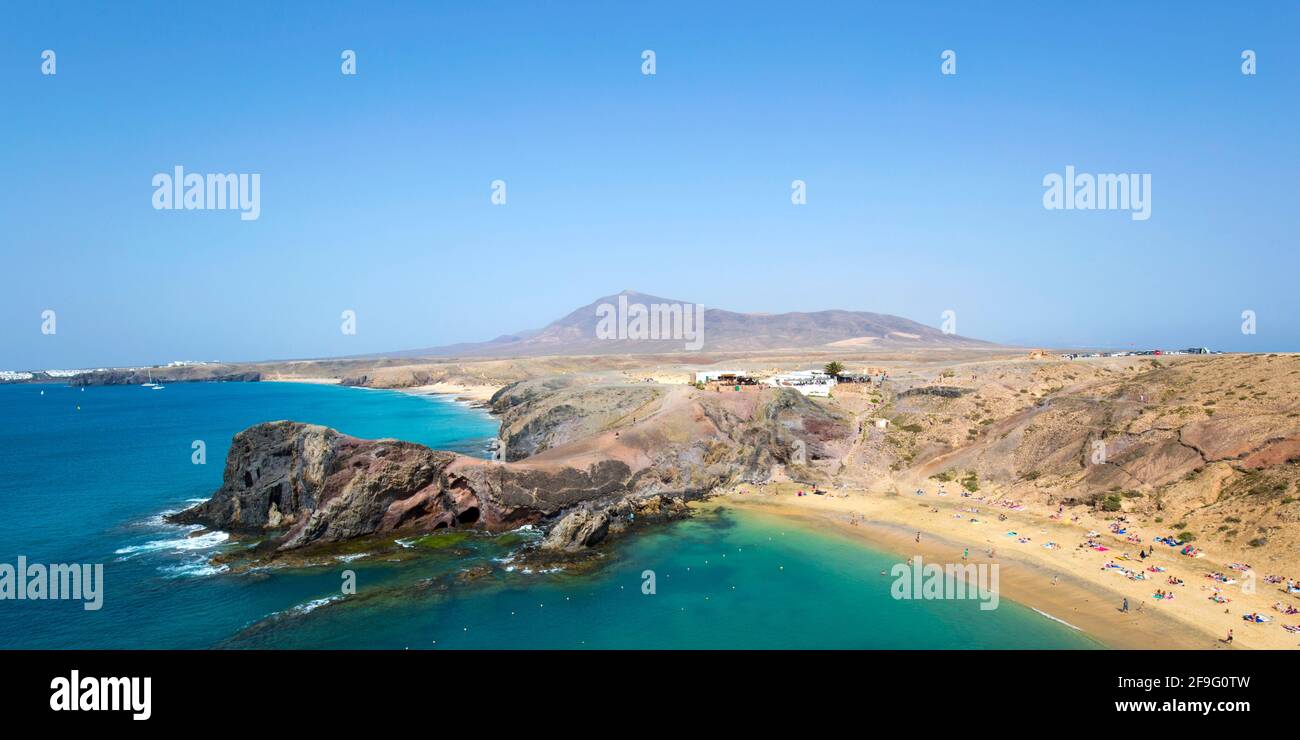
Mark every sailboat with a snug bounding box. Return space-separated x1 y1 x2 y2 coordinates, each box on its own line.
142 369 161 389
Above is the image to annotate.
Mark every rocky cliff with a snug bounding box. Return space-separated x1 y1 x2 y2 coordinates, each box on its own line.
169 421 635 549
170 385 853 552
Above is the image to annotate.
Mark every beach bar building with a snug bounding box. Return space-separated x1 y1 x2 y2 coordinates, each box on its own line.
694 370 754 384
767 370 837 397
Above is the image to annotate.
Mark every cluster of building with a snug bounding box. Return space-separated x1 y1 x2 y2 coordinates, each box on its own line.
0 361 217 385
693 367 889 398
1035 347 1215 360
0 368 86 382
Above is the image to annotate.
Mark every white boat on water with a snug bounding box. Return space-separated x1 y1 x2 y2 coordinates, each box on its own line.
142 369 161 389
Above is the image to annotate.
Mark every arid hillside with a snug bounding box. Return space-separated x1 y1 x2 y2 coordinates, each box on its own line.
821 353 1300 574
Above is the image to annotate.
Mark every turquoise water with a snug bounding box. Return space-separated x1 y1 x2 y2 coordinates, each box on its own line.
0 381 497 649
223 507 1101 649
0 382 1097 649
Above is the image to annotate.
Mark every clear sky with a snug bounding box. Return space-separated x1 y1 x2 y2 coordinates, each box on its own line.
2 1 1297 369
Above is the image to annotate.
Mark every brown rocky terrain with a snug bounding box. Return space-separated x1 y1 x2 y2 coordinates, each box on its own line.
823 353 1300 575
170 383 851 554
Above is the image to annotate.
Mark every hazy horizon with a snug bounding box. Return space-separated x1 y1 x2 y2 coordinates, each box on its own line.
4 1 1298 369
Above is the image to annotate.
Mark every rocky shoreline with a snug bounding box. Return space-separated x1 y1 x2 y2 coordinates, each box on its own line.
168 381 846 566
69 369 262 386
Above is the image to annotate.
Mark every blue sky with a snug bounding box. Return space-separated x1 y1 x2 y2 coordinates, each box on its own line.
2 1 1298 368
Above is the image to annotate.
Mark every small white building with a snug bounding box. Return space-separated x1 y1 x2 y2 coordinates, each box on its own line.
694 369 749 384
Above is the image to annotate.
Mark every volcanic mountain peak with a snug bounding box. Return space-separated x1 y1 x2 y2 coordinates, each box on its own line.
378 290 998 358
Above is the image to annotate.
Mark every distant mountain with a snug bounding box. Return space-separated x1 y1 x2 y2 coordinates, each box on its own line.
374 290 999 358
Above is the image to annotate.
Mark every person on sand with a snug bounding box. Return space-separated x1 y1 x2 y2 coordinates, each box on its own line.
1051 575 1058 587
1224 629 1234 644
962 548 969 561
915 531 921 543
1121 597 1129 613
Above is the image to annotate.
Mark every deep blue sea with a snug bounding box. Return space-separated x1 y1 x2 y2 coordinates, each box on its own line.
0 382 1097 649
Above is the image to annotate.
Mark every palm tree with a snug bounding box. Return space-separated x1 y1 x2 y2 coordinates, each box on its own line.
823 361 844 378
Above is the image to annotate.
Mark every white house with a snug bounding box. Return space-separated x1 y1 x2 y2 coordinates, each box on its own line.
694 370 749 384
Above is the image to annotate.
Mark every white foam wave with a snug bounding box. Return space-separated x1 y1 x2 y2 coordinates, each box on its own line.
292 595 342 614
1032 607 1083 631
115 529 229 557
160 560 230 578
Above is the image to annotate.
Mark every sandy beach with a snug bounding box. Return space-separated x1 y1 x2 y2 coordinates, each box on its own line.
261 376 499 403
261 376 341 384
712 483 1300 650
401 383 500 403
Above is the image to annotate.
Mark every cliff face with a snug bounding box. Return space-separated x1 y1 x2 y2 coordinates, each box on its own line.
490 377 660 461
169 421 635 549
170 386 853 552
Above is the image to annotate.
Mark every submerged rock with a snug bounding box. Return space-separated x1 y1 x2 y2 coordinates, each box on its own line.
541 507 611 551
